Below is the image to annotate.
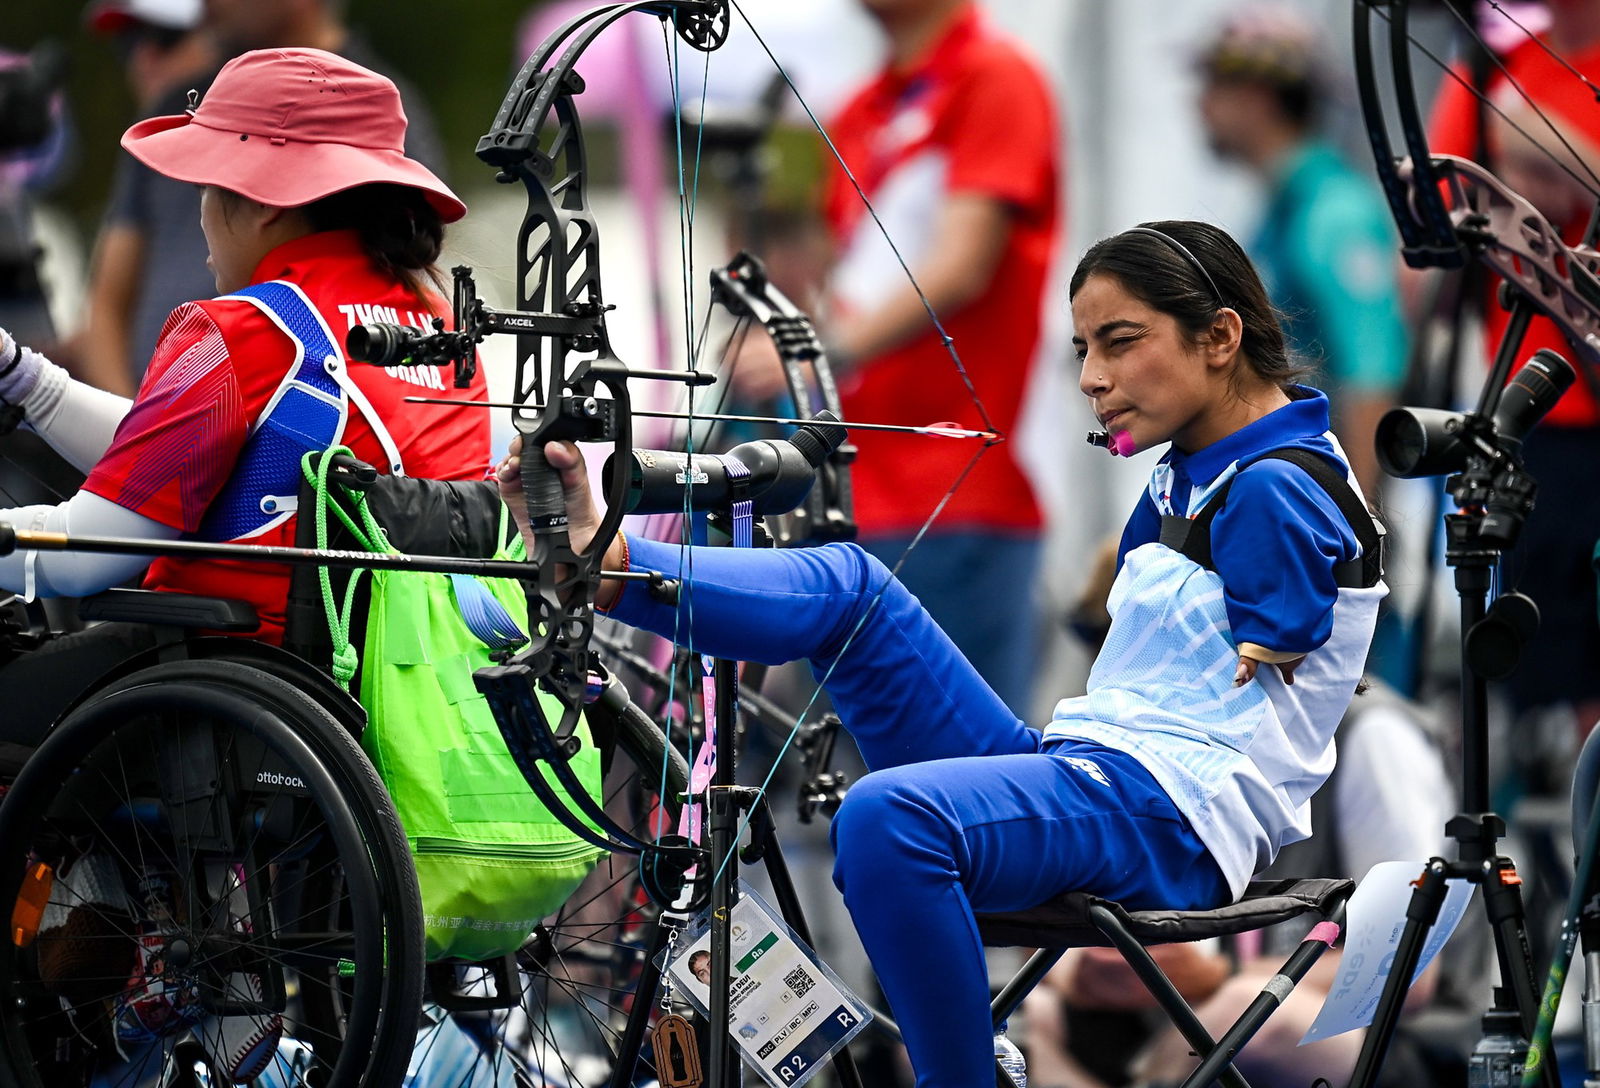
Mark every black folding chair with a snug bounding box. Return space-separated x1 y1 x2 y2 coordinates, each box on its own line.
978 876 1355 1088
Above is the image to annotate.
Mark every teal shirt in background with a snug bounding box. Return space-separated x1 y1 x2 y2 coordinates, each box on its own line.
1251 140 1408 395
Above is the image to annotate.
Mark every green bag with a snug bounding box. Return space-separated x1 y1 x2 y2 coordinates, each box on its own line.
306 451 607 962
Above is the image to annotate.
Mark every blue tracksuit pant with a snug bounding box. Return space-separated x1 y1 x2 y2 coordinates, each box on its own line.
610 537 1229 1087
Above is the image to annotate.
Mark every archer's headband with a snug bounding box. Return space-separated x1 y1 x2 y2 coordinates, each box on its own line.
1122 226 1225 309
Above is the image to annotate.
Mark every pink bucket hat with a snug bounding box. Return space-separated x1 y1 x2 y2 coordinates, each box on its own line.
121 48 466 223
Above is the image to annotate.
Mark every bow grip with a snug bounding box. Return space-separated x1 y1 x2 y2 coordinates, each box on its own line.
519 439 570 535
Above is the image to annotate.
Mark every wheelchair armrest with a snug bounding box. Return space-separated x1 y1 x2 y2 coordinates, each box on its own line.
324 451 378 491
79 588 259 632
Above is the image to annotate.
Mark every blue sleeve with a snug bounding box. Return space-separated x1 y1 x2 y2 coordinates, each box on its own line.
1295 186 1408 392
1210 460 1361 654
1115 489 1162 568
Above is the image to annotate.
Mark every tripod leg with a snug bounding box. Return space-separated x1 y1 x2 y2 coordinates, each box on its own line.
1479 858 1560 1088
607 918 678 1088
707 783 741 1088
1348 861 1451 1088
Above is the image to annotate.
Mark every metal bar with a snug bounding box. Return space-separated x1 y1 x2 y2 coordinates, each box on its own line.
1090 904 1250 1088
1179 907 1344 1088
0 527 656 581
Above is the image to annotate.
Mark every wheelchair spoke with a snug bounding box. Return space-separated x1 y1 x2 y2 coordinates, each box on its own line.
0 661 423 1088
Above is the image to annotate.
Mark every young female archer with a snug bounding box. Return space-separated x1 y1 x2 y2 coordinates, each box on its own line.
499 219 1385 1088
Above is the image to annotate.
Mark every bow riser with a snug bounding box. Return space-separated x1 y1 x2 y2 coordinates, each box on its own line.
1422 154 1600 371
477 2 727 852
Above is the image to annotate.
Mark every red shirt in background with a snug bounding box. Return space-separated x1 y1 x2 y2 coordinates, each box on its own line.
84 230 492 642
823 3 1060 536
1429 37 1600 427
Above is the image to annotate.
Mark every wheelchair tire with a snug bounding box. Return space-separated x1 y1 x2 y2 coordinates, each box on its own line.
0 660 423 1088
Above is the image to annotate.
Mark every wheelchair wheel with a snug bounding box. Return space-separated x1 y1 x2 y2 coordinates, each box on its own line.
414 680 692 1087
0 660 423 1088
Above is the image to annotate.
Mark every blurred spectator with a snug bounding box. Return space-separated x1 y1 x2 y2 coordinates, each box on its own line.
1428 0 1600 733
1022 681 1459 1088
739 0 1061 716
200 0 447 178
0 45 82 519
85 0 214 111
72 0 448 397
72 0 217 397
0 45 72 351
1195 5 1408 499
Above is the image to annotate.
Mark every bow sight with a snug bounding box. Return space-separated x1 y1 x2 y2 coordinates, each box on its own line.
345 266 626 387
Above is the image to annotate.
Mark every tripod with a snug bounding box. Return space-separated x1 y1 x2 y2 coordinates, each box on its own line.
1347 513 1550 1087
1349 328 1575 1088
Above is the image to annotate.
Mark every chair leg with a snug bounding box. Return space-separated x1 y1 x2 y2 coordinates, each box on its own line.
990 947 1069 1029
1088 904 1252 1088
1175 914 1343 1088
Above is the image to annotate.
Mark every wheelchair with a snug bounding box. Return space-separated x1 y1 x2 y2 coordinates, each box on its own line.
0 455 689 1088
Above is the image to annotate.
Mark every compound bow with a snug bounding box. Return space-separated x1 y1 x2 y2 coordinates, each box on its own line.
369 0 1000 905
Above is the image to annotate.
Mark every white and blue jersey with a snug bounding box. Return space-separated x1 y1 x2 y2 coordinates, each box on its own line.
1044 387 1386 896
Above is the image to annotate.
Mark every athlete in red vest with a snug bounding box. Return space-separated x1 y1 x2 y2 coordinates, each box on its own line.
0 48 489 725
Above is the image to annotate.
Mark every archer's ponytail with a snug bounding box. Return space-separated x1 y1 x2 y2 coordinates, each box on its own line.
304 183 447 303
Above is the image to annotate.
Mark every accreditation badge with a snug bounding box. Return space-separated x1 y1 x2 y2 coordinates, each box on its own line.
663 885 872 1088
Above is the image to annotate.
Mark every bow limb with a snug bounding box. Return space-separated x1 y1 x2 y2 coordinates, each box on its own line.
1355 0 1463 267
1355 0 1600 399
1425 155 1600 369
709 252 856 545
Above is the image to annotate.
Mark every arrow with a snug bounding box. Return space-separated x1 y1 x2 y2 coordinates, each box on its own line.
402 397 1000 440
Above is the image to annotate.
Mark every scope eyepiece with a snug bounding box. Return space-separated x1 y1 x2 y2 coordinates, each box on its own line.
347 322 429 368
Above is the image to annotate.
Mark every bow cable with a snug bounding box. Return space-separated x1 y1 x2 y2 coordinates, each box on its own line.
1422 2 1600 199
647 0 1008 886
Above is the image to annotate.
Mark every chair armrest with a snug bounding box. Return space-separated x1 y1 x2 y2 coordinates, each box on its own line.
79 588 259 632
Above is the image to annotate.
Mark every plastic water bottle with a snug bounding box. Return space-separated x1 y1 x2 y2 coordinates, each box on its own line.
1467 1004 1528 1088
994 1025 1028 1088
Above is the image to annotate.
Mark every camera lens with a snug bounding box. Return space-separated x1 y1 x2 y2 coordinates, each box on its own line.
1375 407 1469 478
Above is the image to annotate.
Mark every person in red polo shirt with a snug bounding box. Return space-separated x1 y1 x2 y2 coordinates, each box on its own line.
809 0 1061 716
0 48 489 747
1427 2 1600 731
